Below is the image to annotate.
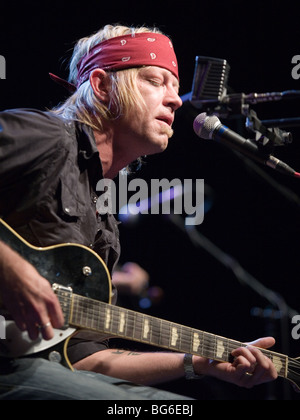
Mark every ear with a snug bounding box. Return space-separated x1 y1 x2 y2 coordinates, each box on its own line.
89 69 111 103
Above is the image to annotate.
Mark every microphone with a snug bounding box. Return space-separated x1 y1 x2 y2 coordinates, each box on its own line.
193 113 300 178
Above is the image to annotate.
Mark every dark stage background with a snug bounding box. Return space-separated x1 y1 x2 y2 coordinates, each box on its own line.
1 0 299 400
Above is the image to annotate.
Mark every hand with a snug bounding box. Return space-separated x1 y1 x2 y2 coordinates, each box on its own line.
112 262 149 296
195 337 278 388
0 242 64 341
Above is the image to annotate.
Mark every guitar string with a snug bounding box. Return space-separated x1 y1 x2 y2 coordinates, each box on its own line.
70 296 287 362
70 293 300 380
63 294 289 363
71 319 289 375
70 297 236 359
63 294 293 374
58 290 298 379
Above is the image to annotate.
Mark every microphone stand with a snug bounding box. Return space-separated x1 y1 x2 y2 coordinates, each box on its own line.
167 213 297 399
181 92 300 207
262 117 300 129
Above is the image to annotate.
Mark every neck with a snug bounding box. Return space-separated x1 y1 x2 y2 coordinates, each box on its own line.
93 130 126 179
93 129 140 179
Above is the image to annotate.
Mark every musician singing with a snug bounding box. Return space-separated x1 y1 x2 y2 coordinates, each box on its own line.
0 24 277 400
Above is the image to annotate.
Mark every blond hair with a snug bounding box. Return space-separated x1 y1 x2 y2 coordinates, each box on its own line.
52 24 163 132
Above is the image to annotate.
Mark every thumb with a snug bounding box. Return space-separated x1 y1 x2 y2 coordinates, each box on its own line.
247 336 276 349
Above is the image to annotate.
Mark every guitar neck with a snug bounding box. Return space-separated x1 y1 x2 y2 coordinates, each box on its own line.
68 293 288 379
1 217 298 390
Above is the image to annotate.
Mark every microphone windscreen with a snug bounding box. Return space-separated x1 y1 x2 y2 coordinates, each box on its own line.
193 113 220 139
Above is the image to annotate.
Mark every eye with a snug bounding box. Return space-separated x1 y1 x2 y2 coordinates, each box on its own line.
173 83 180 95
148 79 163 87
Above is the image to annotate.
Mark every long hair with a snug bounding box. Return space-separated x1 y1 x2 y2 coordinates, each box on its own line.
52 24 163 133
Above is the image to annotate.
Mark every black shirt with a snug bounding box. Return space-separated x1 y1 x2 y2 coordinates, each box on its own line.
0 108 120 363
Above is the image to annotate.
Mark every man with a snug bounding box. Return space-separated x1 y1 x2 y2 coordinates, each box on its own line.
0 24 278 400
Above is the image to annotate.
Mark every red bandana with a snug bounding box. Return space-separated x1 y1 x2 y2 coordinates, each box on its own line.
50 32 179 93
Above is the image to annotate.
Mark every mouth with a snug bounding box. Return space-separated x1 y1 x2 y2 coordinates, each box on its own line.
156 115 173 127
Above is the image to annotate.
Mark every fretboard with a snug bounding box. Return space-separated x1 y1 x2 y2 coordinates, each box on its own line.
69 294 288 379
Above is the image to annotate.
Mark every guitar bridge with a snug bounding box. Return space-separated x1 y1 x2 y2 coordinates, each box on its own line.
52 283 73 329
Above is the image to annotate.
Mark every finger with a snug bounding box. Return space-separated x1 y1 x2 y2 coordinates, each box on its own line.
12 314 27 332
233 346 278 388
46 292 65 329
10 302 39 339
33 304 56 340
247 346 278 381
38 321 54 340
23 301 55 341
239 372 256 389
232 356 256 382
232 346 257 367
247 337 276 350
27 323 41 341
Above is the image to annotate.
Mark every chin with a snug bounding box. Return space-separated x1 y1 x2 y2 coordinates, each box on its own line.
159 127 173 146
152 135 170 154
144 128 173 155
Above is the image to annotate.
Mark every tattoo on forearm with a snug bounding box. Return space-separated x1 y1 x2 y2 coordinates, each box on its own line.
111 350 141 356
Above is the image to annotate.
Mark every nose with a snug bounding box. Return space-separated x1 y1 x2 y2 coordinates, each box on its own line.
173 92 183 111
164 86 183 112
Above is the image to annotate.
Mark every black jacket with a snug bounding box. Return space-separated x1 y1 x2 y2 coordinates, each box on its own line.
0 108 120 362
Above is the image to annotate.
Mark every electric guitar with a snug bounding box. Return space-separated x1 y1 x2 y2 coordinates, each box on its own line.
0 218 299 391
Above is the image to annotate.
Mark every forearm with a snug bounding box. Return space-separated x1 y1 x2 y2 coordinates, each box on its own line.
0 240 15 273
0 239 64 339
73 338 278 389
0 240 23 294
73 349 207 386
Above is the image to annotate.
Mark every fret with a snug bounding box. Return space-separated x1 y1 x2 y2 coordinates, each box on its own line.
113 307 131 339
124 310 131 338
3 218 300 391
71 295 289 383
223 338 231 361
132 312 143 342
170 324 179 348
142 316 150 341
86 299 96 329
178 325 193 354
201 331 205 357
53 285 73 328
201 332 214 359
71 296 102 331
95 301 106 331
104 306 112 331
72 296 87 327
117 309 126 335
216 338 226 360
192 330 202 354
272 355 284 375
178 325 184 351
212 334 217 360
111 306 119 335
150 317 162 347
224 339 230 362
159 320 171 348
124 310 135 340
262 350 287 377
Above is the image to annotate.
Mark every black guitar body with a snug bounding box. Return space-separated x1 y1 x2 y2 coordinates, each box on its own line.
1 218 300 391
0 219 111 304
0 219 111 367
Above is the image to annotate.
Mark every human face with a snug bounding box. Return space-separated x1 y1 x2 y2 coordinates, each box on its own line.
117 66 182 158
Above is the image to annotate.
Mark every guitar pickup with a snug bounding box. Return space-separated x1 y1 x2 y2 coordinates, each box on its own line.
52 284 73 330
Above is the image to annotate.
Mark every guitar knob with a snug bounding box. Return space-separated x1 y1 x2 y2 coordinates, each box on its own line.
48 351 62 364
82 266 92 277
